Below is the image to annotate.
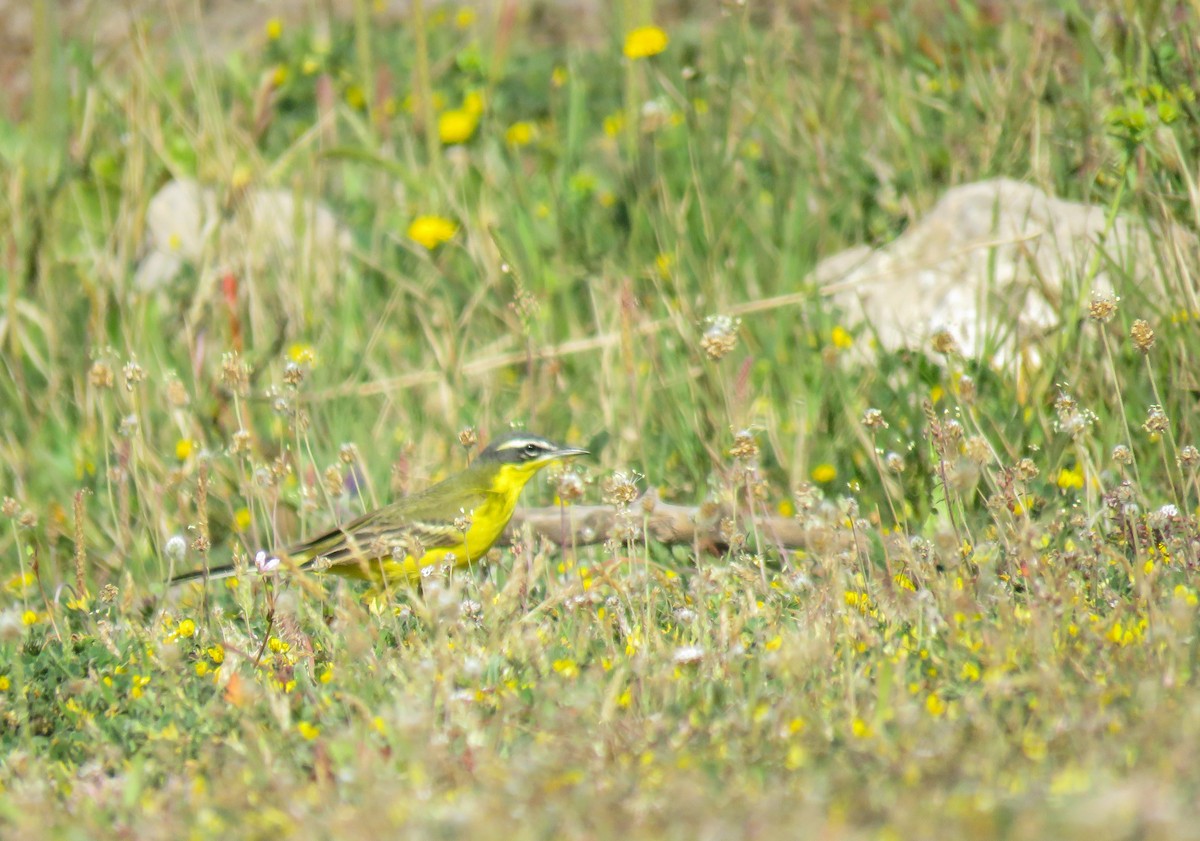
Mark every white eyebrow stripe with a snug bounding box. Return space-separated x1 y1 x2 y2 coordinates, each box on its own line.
495 437 550 451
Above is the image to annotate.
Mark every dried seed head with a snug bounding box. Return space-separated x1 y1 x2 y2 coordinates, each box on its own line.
1015 458 1039 481
1088 292 1119 322
957 375 976 404
458 427 478 449
964 436 992 465
1143 405 1169 435
339 443 359 464
282 361 305 387
2 497 19 518
231 429 252 455
123 359 146 391
323 466 343 498
729 429 760 461
884 451 906 473
17 510 36 529
1130 319 1155 353
89 360 115 389
100 583 119 604
1054 388 1096 439
1178 445 1199 468
166 375 190 408
603 471 642 508
1112 444 1134 465
700 314 741 361
220 352 250 396
861 408 888 430
930 330 960 355
555 471 586 503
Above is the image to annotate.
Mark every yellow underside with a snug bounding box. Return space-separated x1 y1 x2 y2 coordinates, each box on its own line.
319 465 539 588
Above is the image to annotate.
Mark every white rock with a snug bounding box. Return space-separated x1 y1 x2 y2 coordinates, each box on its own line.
818 178 1197 368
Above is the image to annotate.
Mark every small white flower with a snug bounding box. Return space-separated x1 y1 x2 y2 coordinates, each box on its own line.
164 535 187 563
673 645 705 665
254 550 280 573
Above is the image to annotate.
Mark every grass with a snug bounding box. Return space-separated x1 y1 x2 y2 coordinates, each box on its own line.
3 1 1200 837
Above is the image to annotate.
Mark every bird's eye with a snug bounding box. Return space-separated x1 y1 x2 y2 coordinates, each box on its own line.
524 443 540 456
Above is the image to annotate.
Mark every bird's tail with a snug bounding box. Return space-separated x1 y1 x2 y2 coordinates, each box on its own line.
167 563 242 586
166 554 320 587
165 523 358 588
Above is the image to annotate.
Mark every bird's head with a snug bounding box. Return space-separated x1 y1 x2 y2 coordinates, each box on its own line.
477 432 589 473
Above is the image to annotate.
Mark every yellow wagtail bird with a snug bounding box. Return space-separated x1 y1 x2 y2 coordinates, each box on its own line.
169 432 587 590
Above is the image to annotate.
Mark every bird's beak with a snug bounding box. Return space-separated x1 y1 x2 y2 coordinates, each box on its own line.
548 446 589 460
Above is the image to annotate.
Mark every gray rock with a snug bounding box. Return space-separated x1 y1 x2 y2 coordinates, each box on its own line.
819 178 1196 367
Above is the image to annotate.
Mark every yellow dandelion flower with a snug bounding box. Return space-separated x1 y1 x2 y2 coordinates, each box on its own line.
851 717 872 739
463 91 485 115
438 108 479 144
271 64 289 87
603 112 625 137
654 253 674 278
408 215 458 250
811 463 837 483
265 17 282 40
454 8 475 28
288 343 317 365
0 675 9 691
175 438 195 460
320 666 334 684
831 326 854 349
176 618 196 638
345 84 366 110
297 721 320 740
505 121 534 147
21 610 38 626
624 25 669 59
1056 465 1084 491
777 499 795 517
234 507 251 532
926 693 947 717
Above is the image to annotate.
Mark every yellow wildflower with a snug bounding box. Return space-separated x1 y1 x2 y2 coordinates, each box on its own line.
408 215 458 250
624 25 669 59
438 108 479 144
288 343 316 365
454 8 475 28
1056 465 1084 491
265 18 282 40
175 438 194 460
831 326 854 349
176 618 196 639
811 463 837 483
505 121 534 147
297 721 320 740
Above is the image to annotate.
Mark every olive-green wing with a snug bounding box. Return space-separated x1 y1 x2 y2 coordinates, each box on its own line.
282 487 489 568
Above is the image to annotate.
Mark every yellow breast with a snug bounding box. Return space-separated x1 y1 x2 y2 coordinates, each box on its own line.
373 466 533 586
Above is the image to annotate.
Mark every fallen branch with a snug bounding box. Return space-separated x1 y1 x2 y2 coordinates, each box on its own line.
504 490 861 556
